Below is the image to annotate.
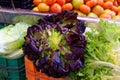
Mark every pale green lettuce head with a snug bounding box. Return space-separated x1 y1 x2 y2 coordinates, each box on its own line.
0 22 30 55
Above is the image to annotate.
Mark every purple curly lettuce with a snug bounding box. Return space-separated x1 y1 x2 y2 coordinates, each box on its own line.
23 10 86 78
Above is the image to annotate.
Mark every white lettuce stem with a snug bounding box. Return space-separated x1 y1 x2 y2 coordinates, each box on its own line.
90 61 120 72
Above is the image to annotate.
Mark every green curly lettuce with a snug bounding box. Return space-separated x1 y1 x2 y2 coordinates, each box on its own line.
69 20 120 80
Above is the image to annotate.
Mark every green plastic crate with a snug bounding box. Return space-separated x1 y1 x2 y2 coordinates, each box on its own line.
0 54 24 69
0 54 26 80
0 68 25 80
0 24 4 29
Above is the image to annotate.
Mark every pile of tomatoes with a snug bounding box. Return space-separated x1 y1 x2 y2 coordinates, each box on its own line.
33 0 73 13
33 0 120 20
80 0 120 19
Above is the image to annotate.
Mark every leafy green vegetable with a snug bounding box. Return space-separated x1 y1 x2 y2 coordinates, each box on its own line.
23 10 86 78
12 15 40 25
0 22 30 56
69 20 120 80
48 29 63 50
5 49 23 58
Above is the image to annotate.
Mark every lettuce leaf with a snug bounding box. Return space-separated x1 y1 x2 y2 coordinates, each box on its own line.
12 15 40 25
69 20 120 80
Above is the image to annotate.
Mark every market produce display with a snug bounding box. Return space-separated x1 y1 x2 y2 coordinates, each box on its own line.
69 20 120 80
0 0 120 79
32 0 120 20
23 10 87 78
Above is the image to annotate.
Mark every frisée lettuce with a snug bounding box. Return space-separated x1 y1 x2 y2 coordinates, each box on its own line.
69 20 120 80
